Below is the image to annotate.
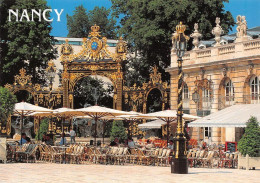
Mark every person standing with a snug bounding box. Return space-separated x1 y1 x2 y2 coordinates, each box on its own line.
70 128 76 144
60 133 67 145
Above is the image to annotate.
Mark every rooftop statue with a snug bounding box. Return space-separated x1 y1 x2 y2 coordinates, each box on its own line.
235 15 249 42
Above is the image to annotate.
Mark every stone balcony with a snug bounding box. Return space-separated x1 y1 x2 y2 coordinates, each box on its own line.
169 38 260 70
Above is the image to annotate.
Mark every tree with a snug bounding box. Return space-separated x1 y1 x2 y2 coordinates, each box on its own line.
73 77 114 109
89 7 117 39
111 0 235 83
0 87 17 123
3 0 56 84
67 5 90 38
67 6 117 39
0 0 16 86
110 120 127 143
238 117 260 157
35 118 49 141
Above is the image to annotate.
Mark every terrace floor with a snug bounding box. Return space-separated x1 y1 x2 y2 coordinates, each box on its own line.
0 163 259 183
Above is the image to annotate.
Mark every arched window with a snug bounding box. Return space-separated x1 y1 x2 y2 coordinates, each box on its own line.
225 79 235 106
202 88 211 110
183 83 189 110
250 76 260 103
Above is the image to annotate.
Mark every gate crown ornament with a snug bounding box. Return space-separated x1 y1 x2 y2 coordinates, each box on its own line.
89 24 101 37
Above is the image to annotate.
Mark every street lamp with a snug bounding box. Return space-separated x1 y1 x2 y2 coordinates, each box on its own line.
46 60 56 94
192 90 200 104
172 22 189 174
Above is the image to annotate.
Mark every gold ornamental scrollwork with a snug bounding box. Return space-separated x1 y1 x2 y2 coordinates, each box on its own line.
14 68 32 86
149 66 162 85
67 25 112 62
4 83 13 91
194 78 213 91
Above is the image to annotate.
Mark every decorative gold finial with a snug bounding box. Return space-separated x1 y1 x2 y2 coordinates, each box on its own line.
19 68 26 77
46 60 56 73
61 39 73 55
176 22 186 34
116 36 127 54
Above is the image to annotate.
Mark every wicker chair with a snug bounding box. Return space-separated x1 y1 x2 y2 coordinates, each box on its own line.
161 149 171 166
157 148 167 166
150 149 159 166
129 148 138 164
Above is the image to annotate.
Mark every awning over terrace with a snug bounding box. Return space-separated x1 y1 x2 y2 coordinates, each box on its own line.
138 119 166 129
188 104 260 128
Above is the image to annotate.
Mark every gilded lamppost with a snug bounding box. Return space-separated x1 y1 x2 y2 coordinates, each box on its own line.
172 22 189 174
46 60 56 137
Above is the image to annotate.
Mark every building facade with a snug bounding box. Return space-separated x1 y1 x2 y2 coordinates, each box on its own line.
167 17 260 144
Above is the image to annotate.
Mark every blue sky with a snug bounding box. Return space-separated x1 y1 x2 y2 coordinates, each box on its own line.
47 0 260 37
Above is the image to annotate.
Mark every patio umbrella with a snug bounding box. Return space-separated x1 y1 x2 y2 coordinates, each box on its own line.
32 108 80 145
13 102 53 145
138 119 166 129
75 106 129 145
138 110 200 144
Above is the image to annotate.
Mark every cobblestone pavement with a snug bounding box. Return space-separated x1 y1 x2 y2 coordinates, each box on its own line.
0 163 259 183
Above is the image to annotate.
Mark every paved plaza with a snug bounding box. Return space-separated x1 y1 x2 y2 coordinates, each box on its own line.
0 163 259 183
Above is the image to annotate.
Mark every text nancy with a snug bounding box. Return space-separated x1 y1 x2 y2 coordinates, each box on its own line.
8 9 64 22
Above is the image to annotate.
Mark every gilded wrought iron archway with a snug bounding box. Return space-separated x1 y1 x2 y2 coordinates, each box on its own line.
3 68 41 135
60 25 127 110
123 66 170 136
123 66 170 113
4 68 63 135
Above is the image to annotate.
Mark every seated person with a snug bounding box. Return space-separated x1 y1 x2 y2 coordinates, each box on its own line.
45 135 54 145
127 137 135 148
20 133 27 145
59 133 67 145
145 139 154 149
110 137 119 146
168 140 174 151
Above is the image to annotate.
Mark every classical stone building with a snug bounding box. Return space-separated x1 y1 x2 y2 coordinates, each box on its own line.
167 16 260 144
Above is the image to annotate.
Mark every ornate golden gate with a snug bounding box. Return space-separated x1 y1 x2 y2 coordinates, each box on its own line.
60 25 127 110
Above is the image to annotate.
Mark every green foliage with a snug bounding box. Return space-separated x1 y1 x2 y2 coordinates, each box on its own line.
73 76 114 108
89 7 117 39
238 117 260 157
67 5 90 38
0 0 16 86
35 118 49 141
3 0 56 84
0 87 17 122
67 5 117 38
110 120 127 143
112 0 235 83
